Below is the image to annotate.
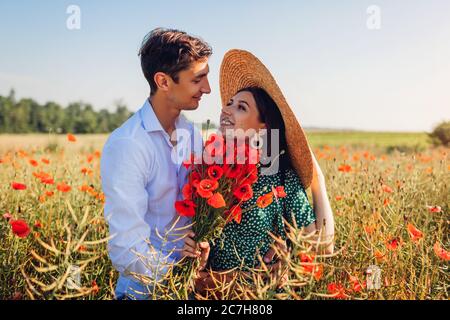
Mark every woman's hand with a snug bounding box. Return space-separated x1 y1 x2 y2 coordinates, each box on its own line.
194 270 238 298
262 239 289 289
181 231 210 271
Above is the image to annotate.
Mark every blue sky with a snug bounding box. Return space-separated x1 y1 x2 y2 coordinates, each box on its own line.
1 0 449 131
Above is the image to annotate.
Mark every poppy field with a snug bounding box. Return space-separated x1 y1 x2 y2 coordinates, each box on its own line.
0 132 448 300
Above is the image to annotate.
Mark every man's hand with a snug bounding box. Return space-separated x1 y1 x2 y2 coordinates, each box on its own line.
181 232 210 271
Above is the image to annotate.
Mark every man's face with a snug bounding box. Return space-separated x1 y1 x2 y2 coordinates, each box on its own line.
167 58 211 110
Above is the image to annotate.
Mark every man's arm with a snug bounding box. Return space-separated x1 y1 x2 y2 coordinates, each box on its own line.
101 138 175 281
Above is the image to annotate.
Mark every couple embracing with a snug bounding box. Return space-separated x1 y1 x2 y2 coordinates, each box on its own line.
100 28 334 300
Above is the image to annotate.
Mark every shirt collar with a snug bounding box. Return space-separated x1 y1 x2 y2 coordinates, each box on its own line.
140 98 165 133
140 98 191 133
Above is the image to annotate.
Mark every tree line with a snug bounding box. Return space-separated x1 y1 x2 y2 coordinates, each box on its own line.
0 89 134 134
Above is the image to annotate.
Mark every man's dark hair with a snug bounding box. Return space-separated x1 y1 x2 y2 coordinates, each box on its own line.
238 87 293 172
139 28 212 95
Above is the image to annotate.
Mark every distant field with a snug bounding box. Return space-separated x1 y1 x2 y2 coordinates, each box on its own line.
306 131 430 149
0 134 109 153
0 131 431 153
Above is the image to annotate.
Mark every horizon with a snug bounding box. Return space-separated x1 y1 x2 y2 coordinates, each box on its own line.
0 88 438 133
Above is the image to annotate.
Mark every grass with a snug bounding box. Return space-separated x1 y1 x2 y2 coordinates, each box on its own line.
0 133 448 300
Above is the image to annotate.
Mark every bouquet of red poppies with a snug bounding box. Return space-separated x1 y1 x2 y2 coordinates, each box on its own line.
171 133 260 297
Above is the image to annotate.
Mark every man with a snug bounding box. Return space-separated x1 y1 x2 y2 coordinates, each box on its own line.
101 28 211 299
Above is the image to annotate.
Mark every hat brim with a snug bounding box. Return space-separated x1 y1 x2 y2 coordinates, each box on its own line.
219 49 313 189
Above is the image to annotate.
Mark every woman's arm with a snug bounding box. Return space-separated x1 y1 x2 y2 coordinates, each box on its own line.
304 148 335 254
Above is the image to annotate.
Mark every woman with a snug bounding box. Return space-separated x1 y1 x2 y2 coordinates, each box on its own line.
182 49 334 295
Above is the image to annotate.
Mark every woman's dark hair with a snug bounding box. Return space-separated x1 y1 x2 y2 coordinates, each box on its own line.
238 87 292 172
139 28 212 95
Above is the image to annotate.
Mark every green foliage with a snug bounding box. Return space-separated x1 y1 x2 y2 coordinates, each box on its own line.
429 121 450 147
0 89 133 134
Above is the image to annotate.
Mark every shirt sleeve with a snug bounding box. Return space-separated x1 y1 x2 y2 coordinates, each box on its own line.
282 169 316 230
101 137 175 281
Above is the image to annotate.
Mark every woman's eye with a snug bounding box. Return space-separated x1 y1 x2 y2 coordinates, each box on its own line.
193 80 201 84
238 105 246 111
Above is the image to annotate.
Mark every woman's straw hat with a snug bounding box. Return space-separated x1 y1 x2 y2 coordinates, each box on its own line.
220 49 313 188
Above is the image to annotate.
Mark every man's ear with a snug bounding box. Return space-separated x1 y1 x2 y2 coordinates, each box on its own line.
154 72 170 92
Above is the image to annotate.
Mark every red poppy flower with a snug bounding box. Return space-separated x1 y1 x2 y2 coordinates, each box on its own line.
299 253 315 264
298 252 323 281
34 220 42 229
207 193 226 209
256 193 273 208
182 183 194 200
41 177 54 185
225 205 242 224
273 186 287 198
338 164 352 173
382 185 393 193
433 242 450 261
386 237 401 251
327 282 348 299
67 133 77 142
91 280 100 295
311 264 324 281
299 253 322 280
427 205 442 213
238 164 258 185
189 171 202 189
348 275 366 293
223 164 244 179
11 182 27 190
239 175 257 186
207 165 224 181
197 179 219 199
374 250 386 263
233 184 253 202
175 200 197 217
29 159 38 167
9 219 31 238
57 182 71 193
81 167 93 175
41 158 50 165
407 223 423 243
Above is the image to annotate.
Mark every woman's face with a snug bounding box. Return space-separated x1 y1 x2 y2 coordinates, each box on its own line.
219 91 266 137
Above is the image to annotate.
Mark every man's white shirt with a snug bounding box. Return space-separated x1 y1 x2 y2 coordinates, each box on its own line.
101 99 203 292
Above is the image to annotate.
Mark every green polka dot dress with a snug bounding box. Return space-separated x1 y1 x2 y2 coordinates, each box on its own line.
208 167 316 271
